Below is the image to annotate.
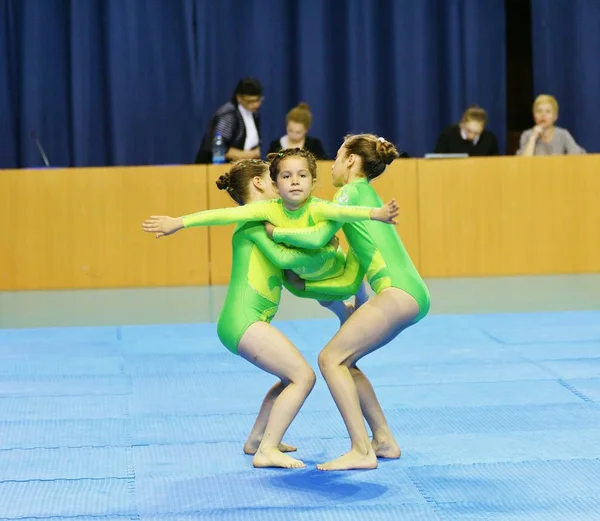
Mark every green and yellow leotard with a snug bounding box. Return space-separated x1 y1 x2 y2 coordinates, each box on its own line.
181 197 376 282
218 220 337 353
271 178 431 323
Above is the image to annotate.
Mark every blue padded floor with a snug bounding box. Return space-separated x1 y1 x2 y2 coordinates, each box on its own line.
1 311 600 520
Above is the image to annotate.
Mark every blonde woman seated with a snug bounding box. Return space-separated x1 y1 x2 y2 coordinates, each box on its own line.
517 95 585 156
267 103 327 159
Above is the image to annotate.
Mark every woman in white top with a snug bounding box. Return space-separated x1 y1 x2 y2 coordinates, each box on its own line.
517 94 585 156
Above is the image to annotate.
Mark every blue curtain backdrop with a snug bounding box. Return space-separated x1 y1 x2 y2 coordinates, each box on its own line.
0 0 506 168
531 0 600 153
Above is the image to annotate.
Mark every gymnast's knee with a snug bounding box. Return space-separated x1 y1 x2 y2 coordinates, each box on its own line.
318 349 344 375
288 363 316 393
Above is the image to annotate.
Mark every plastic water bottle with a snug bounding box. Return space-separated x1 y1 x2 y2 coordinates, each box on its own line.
212 133 226 164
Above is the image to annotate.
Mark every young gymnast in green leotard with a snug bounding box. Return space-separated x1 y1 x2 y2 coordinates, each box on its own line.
268 135 431 471
142 159 346 470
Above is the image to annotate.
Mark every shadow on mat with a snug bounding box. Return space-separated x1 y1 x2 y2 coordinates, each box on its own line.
269 464 387 502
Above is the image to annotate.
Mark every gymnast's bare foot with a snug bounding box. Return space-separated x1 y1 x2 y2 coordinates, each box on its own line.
253 447 306 469
372 437 401 459
244 439 297 455
317 448 378 471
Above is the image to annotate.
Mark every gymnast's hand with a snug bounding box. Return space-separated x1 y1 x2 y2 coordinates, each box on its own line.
264 222 275 239
284 270 305 291
141 215 184 238
370 199 399 225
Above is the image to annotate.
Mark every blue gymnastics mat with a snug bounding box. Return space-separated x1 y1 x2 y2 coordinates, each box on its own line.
1 311 600 520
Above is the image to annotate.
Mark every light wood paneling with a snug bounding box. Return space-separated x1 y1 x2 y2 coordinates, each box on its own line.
0 166 209 290
4 155 598 290
418 155 600 276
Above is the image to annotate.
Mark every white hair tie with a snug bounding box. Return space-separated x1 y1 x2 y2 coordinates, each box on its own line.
378 137 386 143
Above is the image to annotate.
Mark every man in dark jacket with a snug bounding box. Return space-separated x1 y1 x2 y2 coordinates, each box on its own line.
195 78 264 164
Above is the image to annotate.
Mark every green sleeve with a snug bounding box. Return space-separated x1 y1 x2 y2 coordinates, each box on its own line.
244 224 337 270
181 200 277 228
271 185 360 249
272 220 342 250
309 199 373 223
304 248 365 298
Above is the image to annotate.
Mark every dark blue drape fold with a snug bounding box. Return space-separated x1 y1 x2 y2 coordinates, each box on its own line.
0 0 506 168
531 0 600 153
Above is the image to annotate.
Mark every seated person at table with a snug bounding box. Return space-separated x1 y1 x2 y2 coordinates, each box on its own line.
517 94 586 156
267 103 327 159
434 105 499 156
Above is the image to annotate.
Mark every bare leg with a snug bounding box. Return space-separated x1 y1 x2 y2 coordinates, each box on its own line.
319 300 355 325
321 282 399 457
316 288 419 471
351 322 405 458
238 322 316 469
243 381 298 454
320 282 398 459
350 365 401 458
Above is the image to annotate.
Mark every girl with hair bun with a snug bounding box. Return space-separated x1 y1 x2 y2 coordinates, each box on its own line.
271 134 431 471
162 159 336 469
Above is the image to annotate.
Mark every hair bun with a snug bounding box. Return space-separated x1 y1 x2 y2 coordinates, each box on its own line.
215 173 231 191
376 138 399 165
296 102 310 111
